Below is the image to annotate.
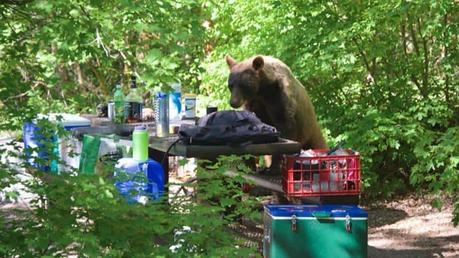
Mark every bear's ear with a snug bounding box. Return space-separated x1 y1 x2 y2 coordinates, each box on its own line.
252 56 264 71
225 54 237 68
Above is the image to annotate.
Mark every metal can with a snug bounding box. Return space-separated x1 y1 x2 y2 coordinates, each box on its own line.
107 101 115 121
183 94 196 118
154 92 169 137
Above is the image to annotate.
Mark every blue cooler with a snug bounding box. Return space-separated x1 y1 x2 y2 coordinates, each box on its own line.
114 158 165 203
23 113 91 173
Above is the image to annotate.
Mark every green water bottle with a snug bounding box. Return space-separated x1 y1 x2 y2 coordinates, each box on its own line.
114 83 125 124
132 125 149 161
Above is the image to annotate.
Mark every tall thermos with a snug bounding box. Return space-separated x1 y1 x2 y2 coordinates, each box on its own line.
154 92 169 137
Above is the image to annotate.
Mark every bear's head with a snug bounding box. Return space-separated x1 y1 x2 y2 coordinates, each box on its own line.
225 55 265 108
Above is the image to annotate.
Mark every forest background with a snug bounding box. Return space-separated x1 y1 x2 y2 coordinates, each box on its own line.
0 0 458 256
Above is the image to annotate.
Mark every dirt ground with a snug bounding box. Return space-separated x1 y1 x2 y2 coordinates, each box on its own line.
230 193 459 258
2 187 458 257
365 195 459 258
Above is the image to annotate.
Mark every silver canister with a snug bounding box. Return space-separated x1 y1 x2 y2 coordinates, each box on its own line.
107 101 115 121
154 92 169 137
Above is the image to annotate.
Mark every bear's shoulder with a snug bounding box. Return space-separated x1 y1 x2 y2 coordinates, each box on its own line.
258 56 296 86
233 55 298 90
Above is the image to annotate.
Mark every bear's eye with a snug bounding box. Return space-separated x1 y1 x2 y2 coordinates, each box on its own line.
239 82 249 90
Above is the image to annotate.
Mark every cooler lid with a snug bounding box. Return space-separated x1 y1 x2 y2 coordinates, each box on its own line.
265 204 368 218
36 113 91 128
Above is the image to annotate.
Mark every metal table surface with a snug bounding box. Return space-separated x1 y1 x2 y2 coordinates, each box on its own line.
148 135 302 189
149 135 302 160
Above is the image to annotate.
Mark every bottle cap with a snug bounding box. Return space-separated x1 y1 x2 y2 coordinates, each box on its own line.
130 76 137 88
155 92 168 98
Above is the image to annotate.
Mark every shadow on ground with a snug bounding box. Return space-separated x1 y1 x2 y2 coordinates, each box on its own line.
369 244 453 258
369 224 459 258
367 207 408 228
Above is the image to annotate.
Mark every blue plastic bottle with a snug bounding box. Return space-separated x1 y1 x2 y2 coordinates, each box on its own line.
114 158 165 203
169 82 182 120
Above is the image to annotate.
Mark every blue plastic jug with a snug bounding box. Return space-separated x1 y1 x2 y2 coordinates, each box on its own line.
23 114 90 173
23 122 58 172
114 158 165 203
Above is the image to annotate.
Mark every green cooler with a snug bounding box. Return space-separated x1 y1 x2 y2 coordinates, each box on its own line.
263 205 367 258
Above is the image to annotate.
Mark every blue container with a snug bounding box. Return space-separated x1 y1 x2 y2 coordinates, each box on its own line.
23 122 58 172
23 114 91 173
114 158 165 203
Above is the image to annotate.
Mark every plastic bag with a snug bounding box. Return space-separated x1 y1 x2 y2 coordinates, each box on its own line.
79 134 101 174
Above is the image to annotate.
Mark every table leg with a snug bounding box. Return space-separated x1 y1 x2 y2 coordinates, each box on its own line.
148 148 170 188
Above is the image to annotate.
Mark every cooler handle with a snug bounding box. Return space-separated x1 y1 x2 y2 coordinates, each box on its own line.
291 215 297 232
311 211 331 218
345 215 352 232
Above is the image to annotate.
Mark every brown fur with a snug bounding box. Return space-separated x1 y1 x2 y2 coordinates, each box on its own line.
225 55 326 149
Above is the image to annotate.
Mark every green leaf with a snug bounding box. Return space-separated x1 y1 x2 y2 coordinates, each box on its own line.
178 158 189 166
105 189 114 198
145 49 162 64
69 9 79 17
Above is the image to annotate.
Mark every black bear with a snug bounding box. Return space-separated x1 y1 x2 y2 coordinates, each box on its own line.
225 55 327 151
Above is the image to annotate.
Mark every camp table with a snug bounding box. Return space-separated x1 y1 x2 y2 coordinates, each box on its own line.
148 135 302 187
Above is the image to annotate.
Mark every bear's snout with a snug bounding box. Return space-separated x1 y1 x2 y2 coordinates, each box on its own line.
230 97 244 108
229 87 245 108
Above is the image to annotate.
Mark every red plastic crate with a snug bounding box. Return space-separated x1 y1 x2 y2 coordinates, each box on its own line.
282 149 361 197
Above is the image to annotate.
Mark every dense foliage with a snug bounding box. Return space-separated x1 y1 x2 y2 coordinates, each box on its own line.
0 142 259 256
201 0 459 218
0 0 208 128
0 0 458 255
